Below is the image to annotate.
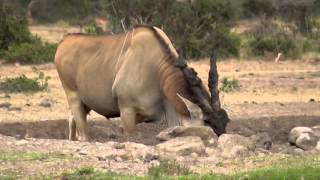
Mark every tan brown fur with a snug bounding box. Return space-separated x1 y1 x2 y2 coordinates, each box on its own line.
55 25 225 141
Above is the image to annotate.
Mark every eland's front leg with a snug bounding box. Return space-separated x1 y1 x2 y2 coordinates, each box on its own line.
65 91 89 141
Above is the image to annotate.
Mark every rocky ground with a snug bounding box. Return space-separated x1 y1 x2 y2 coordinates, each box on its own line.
0 59 319 178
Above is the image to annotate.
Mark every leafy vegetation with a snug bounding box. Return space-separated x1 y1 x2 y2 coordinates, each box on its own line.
1 0 320 60
0 1 57 64
1 42 57 64
220 77 240 93
59 165 320 180
0 68 50 93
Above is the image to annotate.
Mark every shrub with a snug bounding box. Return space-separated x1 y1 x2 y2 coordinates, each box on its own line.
249 33 302 59
1 42 57 64
242 0 276 18
102 0 241 59
148 160 190 177
220 77 240 93
0 68 50 93
0 2 35 50
83 23 104 35
0 2 57 64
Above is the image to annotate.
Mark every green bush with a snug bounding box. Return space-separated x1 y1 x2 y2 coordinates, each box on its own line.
0 2 35 50
249 33 302 58
0 68 50 93
102 0 240 59
1 42 57 64
83 23 104 35
220 77 240 93
0 2 57 64
242 0 276 18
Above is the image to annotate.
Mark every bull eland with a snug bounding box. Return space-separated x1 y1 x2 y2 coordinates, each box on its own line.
55 25 230 141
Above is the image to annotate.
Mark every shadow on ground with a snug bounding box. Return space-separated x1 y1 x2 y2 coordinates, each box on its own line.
0 115 318 145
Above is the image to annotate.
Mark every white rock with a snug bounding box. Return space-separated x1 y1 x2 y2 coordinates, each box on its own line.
312 126 320 137
156 136 205 158
289 127 313 144
295 133 318 150
316 141 320 151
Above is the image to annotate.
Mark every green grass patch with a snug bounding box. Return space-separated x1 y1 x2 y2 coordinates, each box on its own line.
0 151 70 162
60 155 320 179
59 165 320 180
0 175 16 180
0 68 50 93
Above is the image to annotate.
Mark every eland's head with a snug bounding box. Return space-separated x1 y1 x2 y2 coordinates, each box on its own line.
176 50 230 136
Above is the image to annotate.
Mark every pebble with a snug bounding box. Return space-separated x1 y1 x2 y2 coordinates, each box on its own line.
39 99 52 108
8 107 22 111
0 102 11 108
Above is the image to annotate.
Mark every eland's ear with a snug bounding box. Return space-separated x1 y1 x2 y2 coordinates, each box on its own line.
177 93 202 120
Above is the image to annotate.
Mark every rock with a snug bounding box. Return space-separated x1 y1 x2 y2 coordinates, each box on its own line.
156 126 217 143
190 152 198 158
218 134 255 150
293 148 304 154
156 136 205 158
39 98 52 108
8 107 22 111
205 147 219 157
221 145 250 158
312 126 320 137
295 133 318 150
15 139 28 145
115 156 122 162
149 160 160 167
316 141 320 151
114 143 125 149
289 127 313 144
144 152 159 162
0 102 11 108
251 133 272 150
289 127 318 150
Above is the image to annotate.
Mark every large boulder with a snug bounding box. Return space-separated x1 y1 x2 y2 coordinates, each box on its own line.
156 136 205 158
217 134 254 158
289 127 313 143
156 126 217 145
289 127 318 151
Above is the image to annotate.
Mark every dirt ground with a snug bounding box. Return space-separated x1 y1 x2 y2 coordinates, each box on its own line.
0 26 319 177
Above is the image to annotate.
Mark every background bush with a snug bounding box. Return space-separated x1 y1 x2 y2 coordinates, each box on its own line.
1 42 57 64
0 68 50 93
0 1 57 64
1 0 320 60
